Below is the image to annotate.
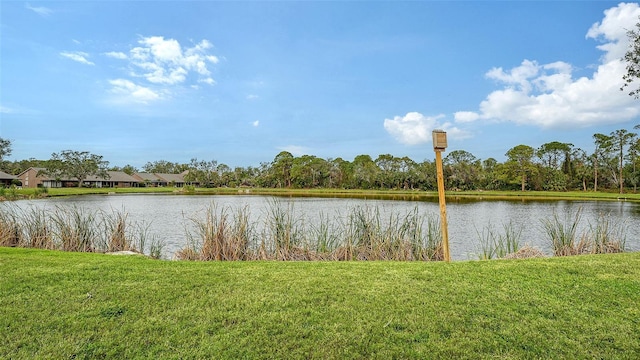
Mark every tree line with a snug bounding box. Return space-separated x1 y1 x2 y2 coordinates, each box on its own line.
1 125 640 193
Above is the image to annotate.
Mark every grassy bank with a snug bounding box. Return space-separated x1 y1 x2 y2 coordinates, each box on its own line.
13 186 640 202
1 248 639 359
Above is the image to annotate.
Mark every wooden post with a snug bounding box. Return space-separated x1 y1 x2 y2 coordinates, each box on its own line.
434 149 450 262
432 130 450 262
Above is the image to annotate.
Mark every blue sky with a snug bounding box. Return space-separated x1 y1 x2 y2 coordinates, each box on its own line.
2 1 640 169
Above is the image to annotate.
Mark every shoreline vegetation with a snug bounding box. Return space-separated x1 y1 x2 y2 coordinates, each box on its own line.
0 192 629 261
1 247 639 358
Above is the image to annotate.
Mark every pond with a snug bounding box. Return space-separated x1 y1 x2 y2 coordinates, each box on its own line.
9 194 640 260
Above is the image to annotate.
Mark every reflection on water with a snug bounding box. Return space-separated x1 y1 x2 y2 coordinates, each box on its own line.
9 194 640 260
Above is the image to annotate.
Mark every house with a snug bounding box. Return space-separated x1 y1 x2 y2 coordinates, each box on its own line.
132 172 192 187
17 167 51 188
155 172 191 187
132 172 165 187
83 171 141 188
19 167 87 188
17 166 195 189
18 167 142 188
0 171 17 187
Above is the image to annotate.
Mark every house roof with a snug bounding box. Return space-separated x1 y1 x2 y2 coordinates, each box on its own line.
86 171 139 183
133 173 163 182
155 173 185 183
18 167 59 181
0 171 16 180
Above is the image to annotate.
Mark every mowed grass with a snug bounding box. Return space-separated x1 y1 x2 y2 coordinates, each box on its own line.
1 248 639 359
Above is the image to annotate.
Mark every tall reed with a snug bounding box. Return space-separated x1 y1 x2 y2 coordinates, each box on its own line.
51 206 97 252
180 203 253 261
337 205 442 261
100 208 130 252
264 198 303 260
588 212 626 254
22 207 54 249
475 223 499 260
541 208 589 256
422 213 444 261
0 206 22 247
475 220 523 260
309 212 338 257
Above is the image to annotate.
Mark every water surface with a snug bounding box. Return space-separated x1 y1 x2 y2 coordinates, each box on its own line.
12 194 640 260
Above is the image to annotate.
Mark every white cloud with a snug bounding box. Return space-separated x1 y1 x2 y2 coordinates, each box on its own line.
104 51 128 60
252 120 260 127
246 94 259 100
115 36 220 86
453 111 480 123
60 51 94 65
26 3 52 17
0 105 13 114
384 112 469 145
456 3 640 129
199 77 216 85
108 79 161 104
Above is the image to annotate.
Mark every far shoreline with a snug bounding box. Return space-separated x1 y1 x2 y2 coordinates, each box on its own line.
10 186 640 203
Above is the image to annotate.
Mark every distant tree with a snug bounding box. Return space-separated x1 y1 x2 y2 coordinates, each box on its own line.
444 150 479 190
185 158 219 187
109 164 138 175
627 136 640 192
0 138 11 162
571 148 592 191
44 150 109 187
217 163 232 186
412 160 437 191
622 18 640 98
327 158 348 188
375 154 397 188
480 158 503 190
271 151 294 188
143 160 188 174
536 141 573 170
122 164 138 175
609 129 637 193
352 154 378 189
536 142 573 191
592 133 613 191
504 145 536 191
291 155 329 188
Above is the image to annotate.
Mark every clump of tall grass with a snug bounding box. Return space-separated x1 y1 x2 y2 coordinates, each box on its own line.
541 209 589 256
131 220 165 259
335 205 442 261
99 208 132 252
308 212 339 257
177 201 443 262
51 206 98 252
587 212 626 254
147 235 166 260
22 207 55 249
0 206 22 247
475 220 523 260
421 213 444 261
179 203 254 261
0 204 166 258
264 198 304 260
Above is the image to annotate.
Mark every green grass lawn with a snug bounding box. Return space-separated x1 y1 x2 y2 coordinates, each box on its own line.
1 248 639 359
